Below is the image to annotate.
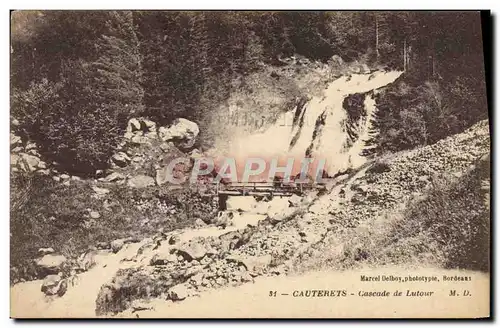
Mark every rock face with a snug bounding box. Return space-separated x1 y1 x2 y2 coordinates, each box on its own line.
41 274 68 296
158 118 199 149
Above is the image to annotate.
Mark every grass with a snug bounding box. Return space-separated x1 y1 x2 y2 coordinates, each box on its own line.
347 155 489 271
10 173 217 284
296 154 490 273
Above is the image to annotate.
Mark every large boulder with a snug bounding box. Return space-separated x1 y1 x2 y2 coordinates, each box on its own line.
19 153 40 172
41 274 68 296
127 175 155 188
156 160 191 186
35 254 67 277
155 143 190 186
158 118 199 149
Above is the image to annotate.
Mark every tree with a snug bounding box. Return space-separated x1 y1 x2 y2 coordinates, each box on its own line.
92 11 144 118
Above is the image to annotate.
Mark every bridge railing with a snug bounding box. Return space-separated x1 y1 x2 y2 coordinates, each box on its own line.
213 180 325 196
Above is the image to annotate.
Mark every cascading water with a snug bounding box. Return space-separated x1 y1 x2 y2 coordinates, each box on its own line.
219 70 403 178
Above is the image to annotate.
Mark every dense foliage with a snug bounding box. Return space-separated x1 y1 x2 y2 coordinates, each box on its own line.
11 11 488 173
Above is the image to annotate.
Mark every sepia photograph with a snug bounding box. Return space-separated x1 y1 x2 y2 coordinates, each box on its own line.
9 10 491 318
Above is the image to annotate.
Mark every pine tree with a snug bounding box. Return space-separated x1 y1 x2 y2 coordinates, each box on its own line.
92 11 144 119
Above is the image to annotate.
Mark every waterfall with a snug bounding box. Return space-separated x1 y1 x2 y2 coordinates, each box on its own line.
220 70 403 178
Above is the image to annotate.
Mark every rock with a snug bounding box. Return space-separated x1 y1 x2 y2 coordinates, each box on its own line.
215 277 227 286
27 148 40 156
131 134 150 145
128 175 155 188
155 166 171 186
158 118 199 149
190 273 204 286
168 234 180 245
76 250 97 272
52 176 61 182
159 142 174 153
19 153 40 172
96 241 110 250
89 211 101 219
38 247 55 256
10 133 21 146
288 194 302 207
168 284 188 301
189 149 203 160
36 254 67 277
150 253 178 266
103 172 125 183
37 161 47 169
92 186 110 196
25 142 36 151
143 118 156 131
240 271 253 282
144 132 157 139
124 132 134 140
194 218 206 228
127 118 141 132
62 180 71 187
227 254 272 273
175 242 208 262
155 145 189 185
60 174 70 180
10 154 19 166
41 274 67 296
110 239 126 253
11 118 19 126
112 152 131 167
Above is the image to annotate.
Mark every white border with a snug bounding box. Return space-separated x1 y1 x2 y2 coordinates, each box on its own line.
2 2 498 327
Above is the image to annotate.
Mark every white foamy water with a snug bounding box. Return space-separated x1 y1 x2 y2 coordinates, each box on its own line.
221 70 403 176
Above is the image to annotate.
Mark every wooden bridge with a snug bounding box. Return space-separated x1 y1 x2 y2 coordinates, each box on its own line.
216 181 327 196
213 181 326 210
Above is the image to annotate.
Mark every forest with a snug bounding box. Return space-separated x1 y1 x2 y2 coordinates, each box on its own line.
11 11 489 175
